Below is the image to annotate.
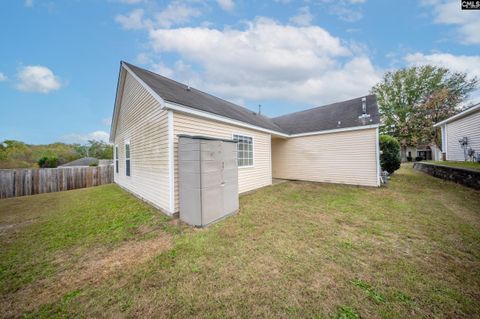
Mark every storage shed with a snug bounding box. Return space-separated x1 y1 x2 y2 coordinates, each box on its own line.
178 135 239 227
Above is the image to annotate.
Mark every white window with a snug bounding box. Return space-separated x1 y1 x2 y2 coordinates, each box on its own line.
125 141 131 176
233 134 253 167
115 145 119 174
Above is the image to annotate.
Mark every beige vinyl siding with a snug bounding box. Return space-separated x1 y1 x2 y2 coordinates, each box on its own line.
173 112 272 212
445 110 480 161
113 72 171 213
272 128 379 187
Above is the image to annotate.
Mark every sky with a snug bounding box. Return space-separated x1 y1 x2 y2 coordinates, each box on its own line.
0 0 479 145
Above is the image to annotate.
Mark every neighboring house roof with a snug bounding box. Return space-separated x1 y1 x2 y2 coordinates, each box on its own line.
116 62 381 138
434 103 480 127
272 95 380 134
60 157 98 167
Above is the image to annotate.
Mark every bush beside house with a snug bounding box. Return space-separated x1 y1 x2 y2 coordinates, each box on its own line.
380 135 401 174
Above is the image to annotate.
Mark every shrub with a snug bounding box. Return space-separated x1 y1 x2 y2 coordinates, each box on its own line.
407 156 413 162
38 156 59 168
379 135 401 174
415 156 423 162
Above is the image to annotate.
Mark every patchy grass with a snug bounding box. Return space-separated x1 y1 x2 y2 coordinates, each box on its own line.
1 166 479 318
425 160 480 171
0 185 175 316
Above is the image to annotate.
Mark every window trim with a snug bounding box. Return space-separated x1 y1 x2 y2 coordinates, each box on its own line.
232 133 254 168
114 144 119 174
125 139 131 177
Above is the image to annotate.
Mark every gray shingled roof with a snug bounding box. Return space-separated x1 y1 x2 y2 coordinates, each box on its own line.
124 62 286 133
272 95 380 134
123 62 380 135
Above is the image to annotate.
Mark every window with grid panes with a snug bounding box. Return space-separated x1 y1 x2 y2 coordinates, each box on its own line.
233 134 253 167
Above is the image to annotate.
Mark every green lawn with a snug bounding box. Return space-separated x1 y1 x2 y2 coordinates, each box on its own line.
1 166 479 318
425 160 480 171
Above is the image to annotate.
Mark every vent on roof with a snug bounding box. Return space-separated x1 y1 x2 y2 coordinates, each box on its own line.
358 96 371 125
186 85 191 91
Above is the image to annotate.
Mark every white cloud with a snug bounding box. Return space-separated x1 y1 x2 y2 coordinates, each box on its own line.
24 0 33 8
156 2 201 28
115 8 147 30
59 131 110 144
16 65 62 93
404 52 480 79
115 2 201 30
147 18 381 106
329 5 363 22
0 72 7 81
217 0 234 12
318 0 365 22
289 6 313 27
423 0 480 44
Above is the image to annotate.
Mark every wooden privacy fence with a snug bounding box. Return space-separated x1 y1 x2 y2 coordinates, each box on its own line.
0 165 114 199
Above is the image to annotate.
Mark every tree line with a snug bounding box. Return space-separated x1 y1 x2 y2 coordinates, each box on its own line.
0 140 113 169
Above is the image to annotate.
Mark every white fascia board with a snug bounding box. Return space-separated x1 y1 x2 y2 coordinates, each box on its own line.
433 103 480 127
163 101 289 137
164 100 380 138
288 124 380 138
120 62 381 140
109 66 126 143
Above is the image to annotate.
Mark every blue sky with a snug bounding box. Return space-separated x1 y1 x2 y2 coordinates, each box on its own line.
0 0 479 144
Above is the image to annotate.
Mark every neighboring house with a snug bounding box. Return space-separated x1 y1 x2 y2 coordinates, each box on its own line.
60 157 99 167
110 62 381 216
60 157 113 167
434 103 480 161
404 144 442 162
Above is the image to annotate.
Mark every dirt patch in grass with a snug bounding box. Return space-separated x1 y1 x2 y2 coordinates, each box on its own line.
1 232 172 318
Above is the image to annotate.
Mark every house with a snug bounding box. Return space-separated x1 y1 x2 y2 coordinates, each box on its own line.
59 157 113 167
110 61 381 216
434 103 480 161
403 144 442 162
59 157 99 167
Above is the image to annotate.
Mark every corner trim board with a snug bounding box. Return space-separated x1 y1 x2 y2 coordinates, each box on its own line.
168 110 175 214
375 127 380 186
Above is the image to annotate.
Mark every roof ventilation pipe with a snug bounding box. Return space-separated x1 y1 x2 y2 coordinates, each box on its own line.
358 96 371 125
